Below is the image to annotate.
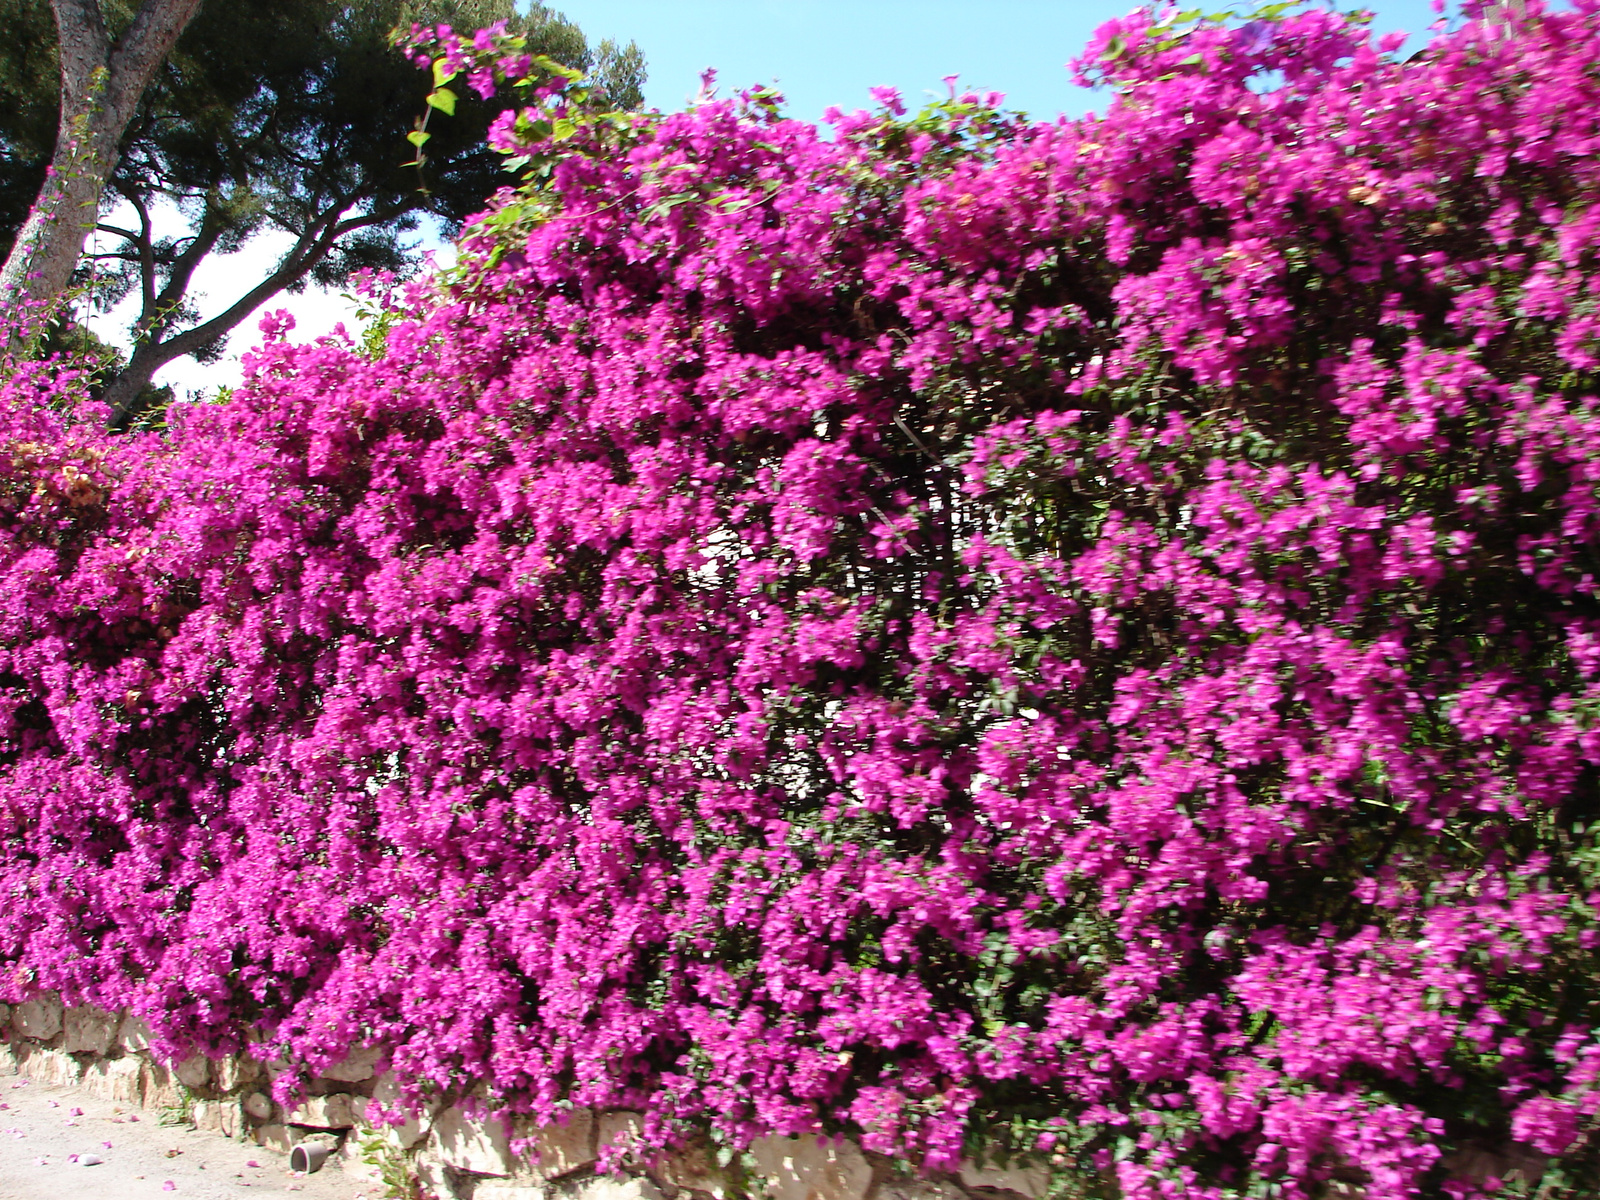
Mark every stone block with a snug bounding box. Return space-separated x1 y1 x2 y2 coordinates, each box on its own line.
262 1056 292 1079
254 1123 307 1155
322 1044 382 1082
957 1156 1049 1200
244 1091 275 1121
435 1102 516 1177
876 1179 966 1200
477 1186 550 1200
62 1005 118 1056
571 1180 664 1200
116 1013 154 1053
82 1056 145 1105
656 1140 733 1199
192 1099 241 1138
518 1108 596 1181
174 1054 210 1090
25 1046 84 1087
0 1043 18 1076
362 1109 430 1153
599 1111 643 1154
216 1053 261 1092
142 1061 183 1112
363 1071 434 1150
285 1092 357 1129
414 1148 460 1198
15 994 64 1041
751 1135 873 1200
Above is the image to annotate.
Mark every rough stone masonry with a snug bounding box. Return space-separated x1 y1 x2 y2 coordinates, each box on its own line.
0 995 1051 1200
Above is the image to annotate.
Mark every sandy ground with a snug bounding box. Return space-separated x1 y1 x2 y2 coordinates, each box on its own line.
0 1070 371 1200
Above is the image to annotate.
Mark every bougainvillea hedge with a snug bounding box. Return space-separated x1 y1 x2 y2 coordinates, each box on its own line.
5 2 1600 1196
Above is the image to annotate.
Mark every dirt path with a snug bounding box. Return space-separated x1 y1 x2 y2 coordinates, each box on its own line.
0 1069 370 1200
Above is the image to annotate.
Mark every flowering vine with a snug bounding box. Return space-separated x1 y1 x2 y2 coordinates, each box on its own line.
4 4 1600 1197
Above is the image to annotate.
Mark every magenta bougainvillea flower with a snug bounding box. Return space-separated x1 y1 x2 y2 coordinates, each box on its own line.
4 3 1600 1197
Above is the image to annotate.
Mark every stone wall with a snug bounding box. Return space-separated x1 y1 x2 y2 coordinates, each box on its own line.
0 994 1051 1200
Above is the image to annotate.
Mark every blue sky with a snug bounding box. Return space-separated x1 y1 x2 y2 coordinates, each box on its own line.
550 0 1452 125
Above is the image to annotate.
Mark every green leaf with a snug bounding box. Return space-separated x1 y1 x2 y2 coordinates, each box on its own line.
530 54 584 83
406 130 432 149
530 119 554 142
426 87 457 116
551 116 578 141
432 60 458 88
643 193 695 220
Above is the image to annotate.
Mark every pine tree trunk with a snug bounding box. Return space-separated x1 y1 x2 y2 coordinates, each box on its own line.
0 0 205 310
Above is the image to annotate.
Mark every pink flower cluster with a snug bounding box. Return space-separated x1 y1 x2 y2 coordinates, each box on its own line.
5 3 1600 1196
